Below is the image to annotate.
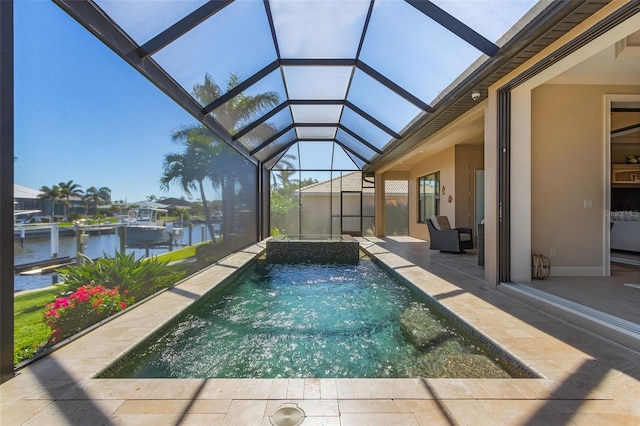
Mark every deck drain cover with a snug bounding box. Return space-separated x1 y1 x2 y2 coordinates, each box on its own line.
269 403 305 426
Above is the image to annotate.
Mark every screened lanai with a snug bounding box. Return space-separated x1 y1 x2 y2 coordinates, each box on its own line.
55 0 534 169
1 0 624 383
50 0 541 237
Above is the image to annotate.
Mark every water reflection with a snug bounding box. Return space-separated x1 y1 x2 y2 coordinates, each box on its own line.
14 223 213 292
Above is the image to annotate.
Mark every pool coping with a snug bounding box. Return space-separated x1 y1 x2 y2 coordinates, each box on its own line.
2 239 639 424
97 244 533 380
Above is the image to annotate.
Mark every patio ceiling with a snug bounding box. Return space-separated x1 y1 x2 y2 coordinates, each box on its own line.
54 0 583 172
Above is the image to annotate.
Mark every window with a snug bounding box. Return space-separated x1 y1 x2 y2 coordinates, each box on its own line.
418 172 440 222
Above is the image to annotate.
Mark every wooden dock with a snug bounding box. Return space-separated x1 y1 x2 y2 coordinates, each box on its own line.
15 257 74 275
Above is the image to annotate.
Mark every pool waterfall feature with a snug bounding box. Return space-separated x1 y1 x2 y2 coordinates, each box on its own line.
97 239 538 380
266 234 360 263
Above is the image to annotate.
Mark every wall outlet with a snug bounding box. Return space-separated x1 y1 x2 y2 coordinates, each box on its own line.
550 248 557 257
583 199 592 208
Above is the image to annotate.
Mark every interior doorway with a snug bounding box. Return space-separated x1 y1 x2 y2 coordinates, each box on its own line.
608 98 640 271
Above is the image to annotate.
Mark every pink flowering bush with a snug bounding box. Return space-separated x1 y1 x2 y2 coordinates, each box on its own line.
44 284 134 344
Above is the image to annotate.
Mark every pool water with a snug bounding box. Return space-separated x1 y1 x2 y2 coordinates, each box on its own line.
108 260 513 379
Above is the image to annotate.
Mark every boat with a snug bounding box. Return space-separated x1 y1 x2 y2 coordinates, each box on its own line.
13 209 41 224
124 207 183 248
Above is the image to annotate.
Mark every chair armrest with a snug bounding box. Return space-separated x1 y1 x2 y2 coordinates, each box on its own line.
437 229 463 238
454 227 472 236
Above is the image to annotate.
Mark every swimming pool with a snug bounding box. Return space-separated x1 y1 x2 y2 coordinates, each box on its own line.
102 259 525 379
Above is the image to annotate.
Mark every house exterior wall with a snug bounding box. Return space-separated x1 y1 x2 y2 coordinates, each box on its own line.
483 1 639 281
454 145 484 231
300 193 332 235
408 147 456 241
300 192 376 235
531 84 640 272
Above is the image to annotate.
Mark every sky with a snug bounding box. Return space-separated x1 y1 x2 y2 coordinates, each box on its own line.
14 0 200 203
13 0 537 204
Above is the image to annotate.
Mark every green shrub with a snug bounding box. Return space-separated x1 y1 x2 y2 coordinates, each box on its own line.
44 284 134 344
68 211 82 221
57 252 181 300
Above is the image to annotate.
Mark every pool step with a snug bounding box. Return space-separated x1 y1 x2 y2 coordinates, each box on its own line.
499 282 640 353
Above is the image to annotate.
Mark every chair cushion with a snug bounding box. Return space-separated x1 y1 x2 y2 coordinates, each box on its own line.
431 216 451 230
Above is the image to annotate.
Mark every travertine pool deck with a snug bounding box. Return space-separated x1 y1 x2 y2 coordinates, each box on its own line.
2 238 639 425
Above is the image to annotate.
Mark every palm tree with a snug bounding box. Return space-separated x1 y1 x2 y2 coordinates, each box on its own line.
161 132 219 242
99 187 111 206
38 185 61 219
85 186 111 217
58 180 83 219
271 153 298 192
164 73 280 241
194 73 280 137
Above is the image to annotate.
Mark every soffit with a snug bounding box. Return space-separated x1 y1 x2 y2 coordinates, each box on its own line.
368 0 616 173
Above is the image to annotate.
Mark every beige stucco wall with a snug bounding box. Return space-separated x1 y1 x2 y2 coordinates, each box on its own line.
483 0 638 281
531 84 640 268
454 145 484 230
299 192 376 235
408 147 456 241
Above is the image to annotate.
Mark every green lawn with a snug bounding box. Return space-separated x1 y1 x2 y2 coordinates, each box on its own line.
13 242 207 365
155 241 209 263
14 286 61 365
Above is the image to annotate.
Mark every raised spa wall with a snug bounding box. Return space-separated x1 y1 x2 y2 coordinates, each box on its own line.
266 235 360 263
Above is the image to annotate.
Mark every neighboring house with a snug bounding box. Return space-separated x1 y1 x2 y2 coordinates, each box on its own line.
13 184 43 213
118 200 194 218
294 172 409 236
157 198 192 216
14 184 83 218
126 201 169 210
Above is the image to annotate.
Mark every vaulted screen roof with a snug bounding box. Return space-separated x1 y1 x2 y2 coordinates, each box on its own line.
55 0 540 171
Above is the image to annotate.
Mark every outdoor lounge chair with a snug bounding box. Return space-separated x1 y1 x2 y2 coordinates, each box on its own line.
426 216 473 253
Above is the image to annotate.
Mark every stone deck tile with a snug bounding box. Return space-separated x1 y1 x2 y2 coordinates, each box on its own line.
109 413 187 425
221 399 267 426
319 378 337 399
180 413 227 426
414 410 456 426
265 399 339 416
334 379 355 399
0 399 53 425
338 399 399 413
2 241 639 425
340 412 419 426
114 399 231 414
285 379 305 399
304 378 321 399
477 399 576 425
21 399 125 425
267 378 289 399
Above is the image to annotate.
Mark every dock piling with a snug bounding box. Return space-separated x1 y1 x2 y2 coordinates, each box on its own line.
50 224 59 258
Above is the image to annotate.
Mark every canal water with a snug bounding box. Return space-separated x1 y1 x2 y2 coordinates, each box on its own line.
14 223 213 292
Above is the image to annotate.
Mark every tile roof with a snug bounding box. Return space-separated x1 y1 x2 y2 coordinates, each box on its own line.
299 172 408 195
14 184 41 200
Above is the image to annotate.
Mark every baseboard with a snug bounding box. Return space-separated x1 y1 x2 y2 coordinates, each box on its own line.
550 266 605 276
